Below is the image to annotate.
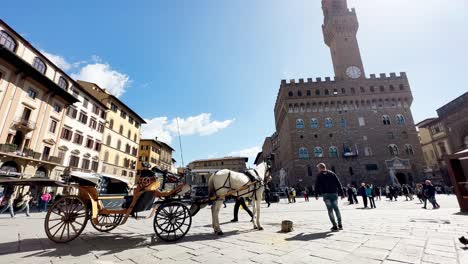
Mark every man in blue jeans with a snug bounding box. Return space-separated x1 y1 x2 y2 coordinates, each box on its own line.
315 163 345 232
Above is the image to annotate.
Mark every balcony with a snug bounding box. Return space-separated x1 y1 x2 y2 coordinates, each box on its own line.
12 117 36 131
0 144 60 165
41 155 62 164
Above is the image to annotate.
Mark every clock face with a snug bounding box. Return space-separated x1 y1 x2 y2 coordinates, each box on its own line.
346 66 362 79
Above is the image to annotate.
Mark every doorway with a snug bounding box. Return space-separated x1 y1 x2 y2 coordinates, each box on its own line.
12 131 23 148
396 172 407 185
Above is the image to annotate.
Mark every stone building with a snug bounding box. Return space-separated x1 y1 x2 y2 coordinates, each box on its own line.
188 157 248 186
0 20 79 195
137 138 175 175
78 81 145 182
416 92 468 185
269 0 425 189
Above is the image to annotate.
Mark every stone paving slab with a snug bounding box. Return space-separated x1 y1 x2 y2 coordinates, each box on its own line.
0 195 466 264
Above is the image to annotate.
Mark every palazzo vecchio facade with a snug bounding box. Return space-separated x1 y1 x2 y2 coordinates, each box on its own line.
266 0 425 189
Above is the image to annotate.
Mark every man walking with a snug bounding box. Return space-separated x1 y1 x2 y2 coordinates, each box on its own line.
425 180 440 209
0 190 17 218
315 163 344 232
231 197 253 222
359 183 368 208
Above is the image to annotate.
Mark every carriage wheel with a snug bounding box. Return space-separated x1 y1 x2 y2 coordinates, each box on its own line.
90 214 123 232
44 196 88 243
153 201 192 242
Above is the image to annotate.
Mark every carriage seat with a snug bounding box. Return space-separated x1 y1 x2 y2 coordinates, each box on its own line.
123 191 156 213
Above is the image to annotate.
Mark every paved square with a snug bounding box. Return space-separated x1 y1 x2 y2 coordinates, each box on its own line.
0 196 467 264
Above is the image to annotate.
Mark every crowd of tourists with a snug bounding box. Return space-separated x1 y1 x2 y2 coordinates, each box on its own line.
0 190 55 218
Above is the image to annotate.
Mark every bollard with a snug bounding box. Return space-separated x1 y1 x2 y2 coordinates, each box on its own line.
281 220 293 232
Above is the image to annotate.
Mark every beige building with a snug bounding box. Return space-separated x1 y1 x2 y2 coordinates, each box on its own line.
268 0 425 189
0 20 78 191
78 81 145 182
137 138 175 174
188 157 248 186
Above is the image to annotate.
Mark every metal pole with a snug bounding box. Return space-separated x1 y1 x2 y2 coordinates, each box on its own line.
176 117 185 168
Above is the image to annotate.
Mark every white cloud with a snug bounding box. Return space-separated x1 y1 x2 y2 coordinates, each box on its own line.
229 146 261 159
40 50 72 71
71 63 130 97
141 113 235 144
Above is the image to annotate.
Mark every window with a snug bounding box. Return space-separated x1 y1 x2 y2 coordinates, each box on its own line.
114 155 120 166
288 91 293 97
83 98 89 108
134 134 137 142
117 140 121 150
61 128 73 141
135 122 140 128
94 142 101 152
389 144 399 156
297 91 302 97
351 87 355 94
358 117 365 126
370 86 375 92
339 117 346 128
379 86 385 92
78 112 88 124
310 118 318 128
315 90 320 96
120 111 127 119
53 104 62 113
396 114 405 125
91 161 99 172
296 119 304 129
58 77 68 90
431 123 444 135
125 144 131 153
390 85 395 91
341 88 346 94
89 118 97 129
104 151 109 163
73 133 83 145
81 159 90 170
122 170 127 177
306 90 311 96
365 164 378 171
438 142 447 155
382 115 391 125
93 105 100 115
129 117 134 125
0 30 17 51
85 138 94 149
399 84 405 90
299 147 309 159
106 135 111 145
132 147 138 156
109 119 114 130
119 125 123 134
100 110 106 119
360 87 365 93
49 120 57 133
405 144 414 155
324 89 329 95
364 147 373 157
325 118 333 128
27 89 38 99
401 131 408 139
98 123 105 133
314 147 324 157
69 155 80 168
127 130 131 138
111 103 118 112
32 57 46 74
72 89 79 98
329 147 338 158
66 107 78 119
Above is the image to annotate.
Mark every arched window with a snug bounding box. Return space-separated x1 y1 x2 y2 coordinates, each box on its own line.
399 84 405 90
109 119 114 129
382 115 391 125
310 118 319 128
296 119 305 129
314 147 324 158
106 135 111 145
288 104 293 113
297 91 302 97
405 144 414 155
299 147 309 159
351 87 356 94
0 31 17 51
315 89 320 96
325 118 333 128
364 147 373 157
300 103 305 112
288 91 293 97
294 104 299 113
396 114 405 125
117 140 121 150
390 85 395 91
114 154 120 166
119 125 123 134
324 89 330 95
134 134 137 142
58 77 68 90
389 144 399 156
360 87 365 93
104 151 109 163
339 117 346 128
329 147 338 158
32 57 47 74
379 86 385 92
127 130 131 138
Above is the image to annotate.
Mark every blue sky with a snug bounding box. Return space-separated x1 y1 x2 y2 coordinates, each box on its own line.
3 0 467 167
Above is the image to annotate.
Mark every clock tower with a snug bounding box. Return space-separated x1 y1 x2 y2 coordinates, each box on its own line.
322 0 365 80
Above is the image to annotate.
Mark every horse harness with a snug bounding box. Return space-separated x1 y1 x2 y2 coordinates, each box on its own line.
212 169 264 200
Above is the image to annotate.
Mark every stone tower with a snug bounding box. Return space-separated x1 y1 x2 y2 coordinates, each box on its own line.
322 0 365 80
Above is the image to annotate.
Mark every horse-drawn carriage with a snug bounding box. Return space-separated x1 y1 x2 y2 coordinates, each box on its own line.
44 167 197 243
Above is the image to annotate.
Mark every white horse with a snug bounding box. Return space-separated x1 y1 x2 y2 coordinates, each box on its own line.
207 162 271 235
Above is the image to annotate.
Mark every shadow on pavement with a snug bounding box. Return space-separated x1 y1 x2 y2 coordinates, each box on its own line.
284 231 333 241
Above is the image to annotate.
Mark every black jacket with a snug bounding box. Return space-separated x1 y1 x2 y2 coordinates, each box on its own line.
314 170 343 196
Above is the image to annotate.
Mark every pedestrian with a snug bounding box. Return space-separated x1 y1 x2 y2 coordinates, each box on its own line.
352 186 359 204
425 180 440 209
408 185 414 200
285 187 291 203
415 184 423 203
40 192 52 212
303 187 309 202
0 190 17 218
231 197 254 222
375 186 381 200
314 163 345 232
366 184 376 209
347 184 354 205
359 183 368 208
402 185 410 201
291 188 296 203
265 185 271 207
17 192 31 217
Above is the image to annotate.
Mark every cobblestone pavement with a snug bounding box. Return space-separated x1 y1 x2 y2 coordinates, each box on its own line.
0 195 467 264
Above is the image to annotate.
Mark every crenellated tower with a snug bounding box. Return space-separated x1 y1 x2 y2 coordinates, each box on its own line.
322 0 365 80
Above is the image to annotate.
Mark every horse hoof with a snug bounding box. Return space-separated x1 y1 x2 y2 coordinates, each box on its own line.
253 226 258 230
217 231 224 236
258 227 264 231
